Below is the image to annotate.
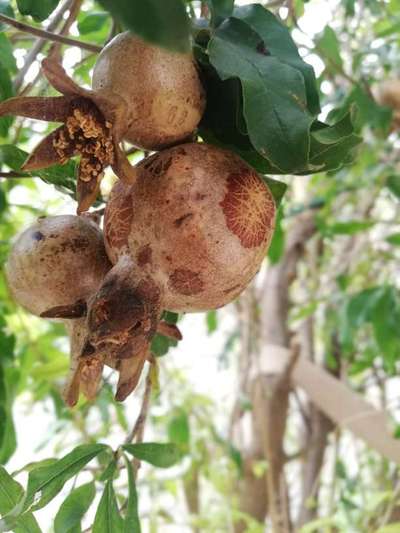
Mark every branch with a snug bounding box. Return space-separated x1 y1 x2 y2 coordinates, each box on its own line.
125 362 153 445
0 13 102 53
13 0 73 91
0 171 30 178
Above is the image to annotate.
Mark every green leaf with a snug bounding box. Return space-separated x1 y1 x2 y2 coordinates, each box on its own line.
78 12 108 35
168 410 190 447
93 481 123 533
208 16 313 172
206 0 234 26
324 220 374 236
0 145 76 196
123 459 141 533
0 34 16 72
268 206 285 264
316 25 343 72
0 2 14 32
232 4 320 115
0 63 13 137
16 0 60 22
123 443 183 468
386 175 400 199
386 233 400 245
54 482 95 533
0 466 41 533
263 177 287 207
206 310 218 334
307 112 362 173
98 0 190 53
23 444 108 512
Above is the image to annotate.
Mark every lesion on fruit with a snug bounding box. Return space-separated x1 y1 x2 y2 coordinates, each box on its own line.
220 170 276 249
0 58 136 213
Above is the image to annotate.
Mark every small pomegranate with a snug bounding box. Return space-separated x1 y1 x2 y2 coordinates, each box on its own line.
5 214 183 405
87 143 276 400
5 215 112 405
0 33 205 213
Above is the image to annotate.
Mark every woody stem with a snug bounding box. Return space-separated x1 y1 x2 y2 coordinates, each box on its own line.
0 13 102 53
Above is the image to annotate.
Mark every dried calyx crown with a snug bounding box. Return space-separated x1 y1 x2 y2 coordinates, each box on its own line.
0 58 136 213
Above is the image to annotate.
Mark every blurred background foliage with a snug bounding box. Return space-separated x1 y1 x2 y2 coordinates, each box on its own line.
1 0 400 532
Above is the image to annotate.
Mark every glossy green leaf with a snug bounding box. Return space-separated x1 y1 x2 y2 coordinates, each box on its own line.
0 466 41 533
54 482 96 533
232 4 320 115
123 459 141 533
78 12 108 35
92 480 123 533
208 16 313 172
23 444 108 511
98 0 190 53
16 0 60 22
123 443 183 468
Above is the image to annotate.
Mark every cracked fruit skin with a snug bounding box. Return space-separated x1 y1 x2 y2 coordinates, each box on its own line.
5 215 110 317
0 33 205 213
92 32 206 151
84 143 276 401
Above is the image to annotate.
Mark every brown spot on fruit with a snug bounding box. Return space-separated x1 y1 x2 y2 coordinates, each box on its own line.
137 244 152 266
169 269 204 296
104 186 133 253
174 213 193 227
220 170 275 248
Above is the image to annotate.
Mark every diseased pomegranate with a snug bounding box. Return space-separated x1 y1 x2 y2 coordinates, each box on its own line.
5 215 112 405
5 214 183 405
92 32 206 151
0 33 205 213
87 143 276 400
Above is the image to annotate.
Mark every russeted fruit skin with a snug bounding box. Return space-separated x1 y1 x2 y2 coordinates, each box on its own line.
104 143 276 312
5 215 110 317
92 32 206 151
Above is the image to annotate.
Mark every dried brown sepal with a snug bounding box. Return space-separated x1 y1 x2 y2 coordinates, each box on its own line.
157 321 182 340
0 57 135 213
115 349 147 402
40 299 87 319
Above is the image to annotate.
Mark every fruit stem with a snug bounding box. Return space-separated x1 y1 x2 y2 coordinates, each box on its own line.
0 171 30 178
0 13 102 53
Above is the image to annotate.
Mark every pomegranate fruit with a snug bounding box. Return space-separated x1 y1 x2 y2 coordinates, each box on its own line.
5 214 112 405
0 33 205 213
86 143 276 400
5 214 183 405
92 32 206 151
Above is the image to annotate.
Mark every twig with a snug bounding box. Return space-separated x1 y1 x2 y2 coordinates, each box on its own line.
13 0 73 91
0 13 102 53
125 363 153 445
0 171 30 178
48 0 84 61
